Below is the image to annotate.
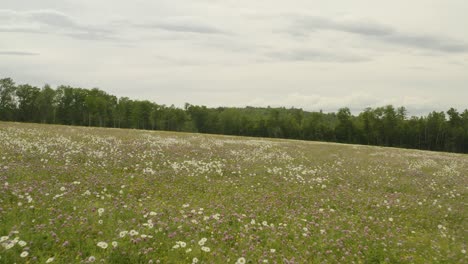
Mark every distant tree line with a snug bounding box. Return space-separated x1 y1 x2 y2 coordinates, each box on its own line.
1 77 467 153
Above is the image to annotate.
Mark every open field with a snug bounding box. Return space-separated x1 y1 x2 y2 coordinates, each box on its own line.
0 122 466 263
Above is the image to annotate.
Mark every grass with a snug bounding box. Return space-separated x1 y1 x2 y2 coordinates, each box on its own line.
0 122 466 263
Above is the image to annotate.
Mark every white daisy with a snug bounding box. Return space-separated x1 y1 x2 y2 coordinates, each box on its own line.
201 246 210 252
236 257 246 264
198 237 207 246
97 241 108 249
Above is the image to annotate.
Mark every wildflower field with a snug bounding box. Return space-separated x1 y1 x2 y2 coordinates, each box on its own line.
0 122 466 263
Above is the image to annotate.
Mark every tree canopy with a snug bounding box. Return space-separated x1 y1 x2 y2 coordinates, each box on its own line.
1 77 467 153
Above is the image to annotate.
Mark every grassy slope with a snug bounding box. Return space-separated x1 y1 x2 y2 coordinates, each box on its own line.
0 122 466 263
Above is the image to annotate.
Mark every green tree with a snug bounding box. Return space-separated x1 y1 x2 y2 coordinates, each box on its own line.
336 107 354 143
0 78 17 121
36 84 57 123
16 84 40 122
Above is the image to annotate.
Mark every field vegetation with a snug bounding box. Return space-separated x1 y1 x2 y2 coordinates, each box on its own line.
0 122 466 263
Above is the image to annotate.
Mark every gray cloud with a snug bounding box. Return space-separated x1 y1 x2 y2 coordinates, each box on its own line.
0 9 116 41
0 51 39 56
265 49 370 63
296 16 394 36
27 10 79 29
137 22 225 34
294 16 468 53
0 9 229 42
382 34 468 53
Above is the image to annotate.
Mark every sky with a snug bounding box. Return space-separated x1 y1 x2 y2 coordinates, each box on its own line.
1 0 467 115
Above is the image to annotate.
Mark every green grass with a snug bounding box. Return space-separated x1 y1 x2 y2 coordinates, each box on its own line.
0 122 466 263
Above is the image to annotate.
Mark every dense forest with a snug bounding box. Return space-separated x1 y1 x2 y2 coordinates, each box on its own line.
1 77 467 153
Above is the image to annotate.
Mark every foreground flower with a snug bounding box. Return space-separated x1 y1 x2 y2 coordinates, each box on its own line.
236 257 246 264
2 242 14 249
20 251 29 258
98 208 105 216
46 257 55 263
201 246 211 252
198 237 207 246
97 241 108 249
18 240 27 247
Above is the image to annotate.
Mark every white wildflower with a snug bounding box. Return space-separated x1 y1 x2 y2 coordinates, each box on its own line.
3 242 14 249
98 208 105 216
201 246 211 252
97 242 108 249
198 237 207 246
236 257 246 264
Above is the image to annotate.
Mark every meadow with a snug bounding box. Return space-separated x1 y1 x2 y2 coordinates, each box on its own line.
0 122 466 263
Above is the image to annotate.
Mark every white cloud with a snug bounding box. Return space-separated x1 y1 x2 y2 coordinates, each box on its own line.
244 93 441 116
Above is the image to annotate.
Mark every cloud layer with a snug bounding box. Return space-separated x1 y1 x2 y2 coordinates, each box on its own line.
293 15 468 53
0 0 467 115
0 51 38 56
0 9 115 40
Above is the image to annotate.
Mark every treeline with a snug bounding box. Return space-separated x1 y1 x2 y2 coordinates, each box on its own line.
1 77 467 153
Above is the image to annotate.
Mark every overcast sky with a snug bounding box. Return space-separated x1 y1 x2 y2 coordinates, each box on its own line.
1 0 467 115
